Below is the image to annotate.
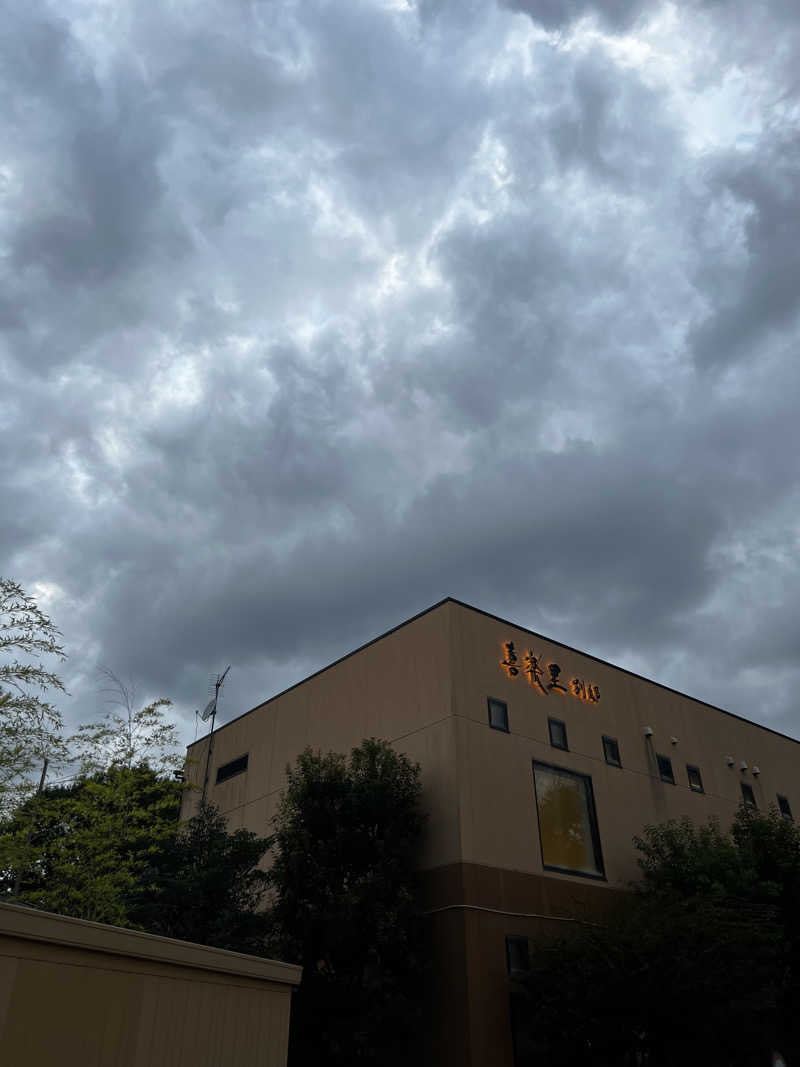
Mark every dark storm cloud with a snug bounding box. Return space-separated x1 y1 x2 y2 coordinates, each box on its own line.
500 0 654 32
690 134 800 370
2 0 800 761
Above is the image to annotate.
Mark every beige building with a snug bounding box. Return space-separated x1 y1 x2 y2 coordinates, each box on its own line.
182 597 799 1067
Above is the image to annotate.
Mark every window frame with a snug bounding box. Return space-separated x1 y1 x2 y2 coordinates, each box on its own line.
741 782 757 809
657 753 675 785
488 697 509 733
602 735 621 767
532 759 606 881
215 753 249 784
547 717 568 751
505 935 530 979
686 764 704 793
777 794 793 820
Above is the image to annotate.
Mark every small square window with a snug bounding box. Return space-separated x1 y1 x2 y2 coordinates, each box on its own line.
548 718 568 751
741 783 757 808
506 936 530 978
686 765 704 793
602 736 621 767
488 698 509 732
777 795 793 820
657 754 675 784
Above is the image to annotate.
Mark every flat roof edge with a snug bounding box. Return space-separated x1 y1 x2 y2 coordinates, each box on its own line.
187 596 799 751
444 597 799 747
0 902 302 985
187 597 453 749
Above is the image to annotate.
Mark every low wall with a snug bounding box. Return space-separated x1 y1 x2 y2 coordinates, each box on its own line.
0 902 302 1067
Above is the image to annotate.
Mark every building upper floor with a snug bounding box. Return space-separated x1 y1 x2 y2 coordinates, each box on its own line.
182 598 799 888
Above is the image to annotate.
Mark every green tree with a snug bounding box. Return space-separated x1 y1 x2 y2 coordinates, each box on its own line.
265 737 432 1067
0 578 69 816
0 763 182 925
517 891 781 1066
513 806 800 1066
126 801 273 955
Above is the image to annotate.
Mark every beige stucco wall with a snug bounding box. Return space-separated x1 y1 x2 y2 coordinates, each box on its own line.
177 597 800 1067
0 902 301 1067
184 596 799 889
184 602 461 870
449 600 800 886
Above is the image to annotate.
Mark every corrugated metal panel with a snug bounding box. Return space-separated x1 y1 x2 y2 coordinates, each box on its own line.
0 905 300 1067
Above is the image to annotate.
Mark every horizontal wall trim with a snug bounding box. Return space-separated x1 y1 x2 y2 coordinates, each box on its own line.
422 903 600 925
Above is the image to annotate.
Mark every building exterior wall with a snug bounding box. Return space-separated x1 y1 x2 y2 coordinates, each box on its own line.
183 602 460 871
0 902 302 1067
182 598 800 1067
451 601 798 888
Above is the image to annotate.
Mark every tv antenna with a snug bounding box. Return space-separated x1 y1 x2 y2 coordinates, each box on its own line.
200 665 231 805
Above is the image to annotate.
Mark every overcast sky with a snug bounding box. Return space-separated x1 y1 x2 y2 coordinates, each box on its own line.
3 0 800 766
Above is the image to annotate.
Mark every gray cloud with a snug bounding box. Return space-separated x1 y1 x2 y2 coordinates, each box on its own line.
2 0 800 769
500 0 654 32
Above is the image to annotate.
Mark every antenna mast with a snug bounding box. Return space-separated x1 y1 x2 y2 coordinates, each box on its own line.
201 665 230 806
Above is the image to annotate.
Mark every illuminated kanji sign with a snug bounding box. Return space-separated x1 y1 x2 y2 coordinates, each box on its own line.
500 640 600 703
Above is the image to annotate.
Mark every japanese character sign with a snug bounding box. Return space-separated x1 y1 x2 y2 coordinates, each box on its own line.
501 641 519 677
500 640 600 704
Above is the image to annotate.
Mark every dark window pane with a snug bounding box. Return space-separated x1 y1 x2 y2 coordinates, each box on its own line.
548 718 568 750
741 783 757 808
778 795 793 820
687 765 704 793
602 736 621 767
532 761 605 878
488 698 509 732
657 754 675 784
216 753 249 784
506 936 530 977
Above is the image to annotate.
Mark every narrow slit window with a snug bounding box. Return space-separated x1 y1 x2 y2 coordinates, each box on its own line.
602 736 621 767
506 936 530 978
548 718 568 751
488 698 509 733
686 765 704 793
777 795 793 820
741 783 757 809
216 753 249 784
657 754 675 785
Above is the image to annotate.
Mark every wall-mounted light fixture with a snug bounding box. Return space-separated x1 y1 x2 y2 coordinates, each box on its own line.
671 736 679 745
740 761 748 772
726 756 735 767
752 766 760 777
644 727 653 737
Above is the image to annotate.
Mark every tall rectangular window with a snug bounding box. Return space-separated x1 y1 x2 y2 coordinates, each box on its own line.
602 735 621 767
506 936 530 978
532 761 605 879
548 717 568 751
778 795 793 820
488 698 509 732
657 754 675 784
216 753 249 784
741 783 757 808
686 765 704 793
